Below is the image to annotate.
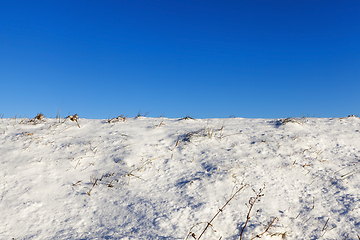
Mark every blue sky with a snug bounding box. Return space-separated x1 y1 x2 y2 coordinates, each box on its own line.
1 0 359 119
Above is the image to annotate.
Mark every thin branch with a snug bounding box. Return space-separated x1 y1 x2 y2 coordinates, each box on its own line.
313 196 315 209
185 184 249 240
322 218 329 232
250 217 278 240
86 178 98 196
24 137 40 150
239 186 265 240
170 140 179 151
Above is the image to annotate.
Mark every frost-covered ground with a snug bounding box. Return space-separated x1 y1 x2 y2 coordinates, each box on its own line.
1 116 360 239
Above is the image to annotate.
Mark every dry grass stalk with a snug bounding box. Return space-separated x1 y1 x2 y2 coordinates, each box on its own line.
152 121 166 129
56 108 61 123
250 217 278 240
170 140 179 151
135 111 150 118
107 180 114 188
313 196 315 209
74 158 82 169
322 218 329 232
87 178 98 196
185 183 249 240
60 126 73 133
24 137 40 150
72 180 82 186
239 185 266 240
204 123 224 139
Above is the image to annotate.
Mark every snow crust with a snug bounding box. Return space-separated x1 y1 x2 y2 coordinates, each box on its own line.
1 116 360 239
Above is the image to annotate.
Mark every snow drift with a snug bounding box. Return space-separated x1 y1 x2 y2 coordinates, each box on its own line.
1 116 360 239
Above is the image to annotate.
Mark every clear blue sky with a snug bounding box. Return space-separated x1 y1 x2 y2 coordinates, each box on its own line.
1 0 359 119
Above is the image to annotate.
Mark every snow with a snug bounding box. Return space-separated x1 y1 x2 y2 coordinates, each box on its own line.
1 116 360 239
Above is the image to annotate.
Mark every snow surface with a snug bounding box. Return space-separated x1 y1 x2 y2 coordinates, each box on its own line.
1 116 360 239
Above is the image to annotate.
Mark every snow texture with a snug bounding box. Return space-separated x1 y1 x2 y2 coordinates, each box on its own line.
1 116 360 239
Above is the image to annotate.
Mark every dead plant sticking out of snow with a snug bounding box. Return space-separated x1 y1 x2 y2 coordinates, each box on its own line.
135 111 150 119
204 122 224 139
183 125 224 143
87 176 98 196
239 185 278 240
108 115 127 123
186 184 278 240
86 172 117 195
34 113 45 121
180 115 196 120
183 129 205 142
339 115 360 120
66 114 80 128
20 113 46 125
186 183 249 240
278 116 307 126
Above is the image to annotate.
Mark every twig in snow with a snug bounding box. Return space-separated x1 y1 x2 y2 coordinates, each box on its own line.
60 126 74 133
341 170 360 181
322 218 329 232
87 178 98 196
302 217 311 224
170 140 179 151
74 158 82 169
313 196 315 209
90 139 105 152
72 180 82 186
250 217 278 240
56 108 61 123
185 183 249 240
24 137 40 150
239 185 266 240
